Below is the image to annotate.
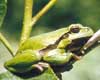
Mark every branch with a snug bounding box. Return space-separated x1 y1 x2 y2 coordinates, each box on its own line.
0 33 14 57
19 0 57 46
83 29 100 50
19 0 33 46
31 0 57 26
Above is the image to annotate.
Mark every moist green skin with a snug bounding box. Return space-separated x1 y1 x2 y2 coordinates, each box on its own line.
4 24 94 73
4 50 41 73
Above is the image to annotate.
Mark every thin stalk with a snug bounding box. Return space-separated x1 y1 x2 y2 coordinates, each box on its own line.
31 0 57 28
0 33 14 57
19 0 33 46
20 0 57 46
83 29 100 50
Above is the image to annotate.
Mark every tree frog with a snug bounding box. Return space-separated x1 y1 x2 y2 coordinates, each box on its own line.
4 24 94 73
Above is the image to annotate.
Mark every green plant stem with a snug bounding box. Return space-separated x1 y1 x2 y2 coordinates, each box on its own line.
0 33 14 57
20 0 57 46
31 0 57 26
19 0 33 46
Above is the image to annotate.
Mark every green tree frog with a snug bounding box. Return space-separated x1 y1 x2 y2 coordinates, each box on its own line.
4 24 94 73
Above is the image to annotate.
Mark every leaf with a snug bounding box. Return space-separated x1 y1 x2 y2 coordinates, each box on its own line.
62 44 100 80
0 0 7 27
0 66 58 80
0 45 100 80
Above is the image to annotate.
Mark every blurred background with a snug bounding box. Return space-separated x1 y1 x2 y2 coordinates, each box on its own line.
1 0 100 38
0 0 100 79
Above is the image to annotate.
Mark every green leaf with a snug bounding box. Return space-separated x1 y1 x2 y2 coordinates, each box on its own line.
62 45 100 80
0 45 100 80
0 0 7 27
0 66 58 80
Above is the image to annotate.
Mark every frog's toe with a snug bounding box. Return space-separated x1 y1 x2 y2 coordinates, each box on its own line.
32 62 49 72
72 54 82 60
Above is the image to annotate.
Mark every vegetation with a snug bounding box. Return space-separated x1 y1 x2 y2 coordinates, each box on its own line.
0 0 100 80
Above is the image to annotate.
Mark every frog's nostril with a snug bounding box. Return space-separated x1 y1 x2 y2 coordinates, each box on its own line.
85 28 90 32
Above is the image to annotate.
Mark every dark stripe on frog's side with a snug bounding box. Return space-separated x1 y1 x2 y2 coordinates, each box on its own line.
39 32 69 53
39 25 81 53
18 27 69 52
40 34 91 56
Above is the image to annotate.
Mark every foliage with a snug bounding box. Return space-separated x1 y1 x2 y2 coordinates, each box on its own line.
0 0 7 27
0 66 58 80
0 0 100 80
0 45 100 80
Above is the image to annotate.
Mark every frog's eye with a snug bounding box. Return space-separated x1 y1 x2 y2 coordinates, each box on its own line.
70 25 80 33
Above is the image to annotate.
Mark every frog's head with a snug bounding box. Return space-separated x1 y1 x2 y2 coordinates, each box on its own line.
4 50 41 73
64 24 94 51
57 24 94 50
67 24 94 40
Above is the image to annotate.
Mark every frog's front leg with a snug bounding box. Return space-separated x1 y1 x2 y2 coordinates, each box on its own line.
43 49 81 65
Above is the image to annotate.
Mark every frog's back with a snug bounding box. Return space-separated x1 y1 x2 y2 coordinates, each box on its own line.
19 27 69 51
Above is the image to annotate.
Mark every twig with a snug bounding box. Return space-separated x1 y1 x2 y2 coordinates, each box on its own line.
83 29 100 50
0 33 14 57
31 0 57 26
19 0 57 46
81 29 100 54
19 0 33 46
